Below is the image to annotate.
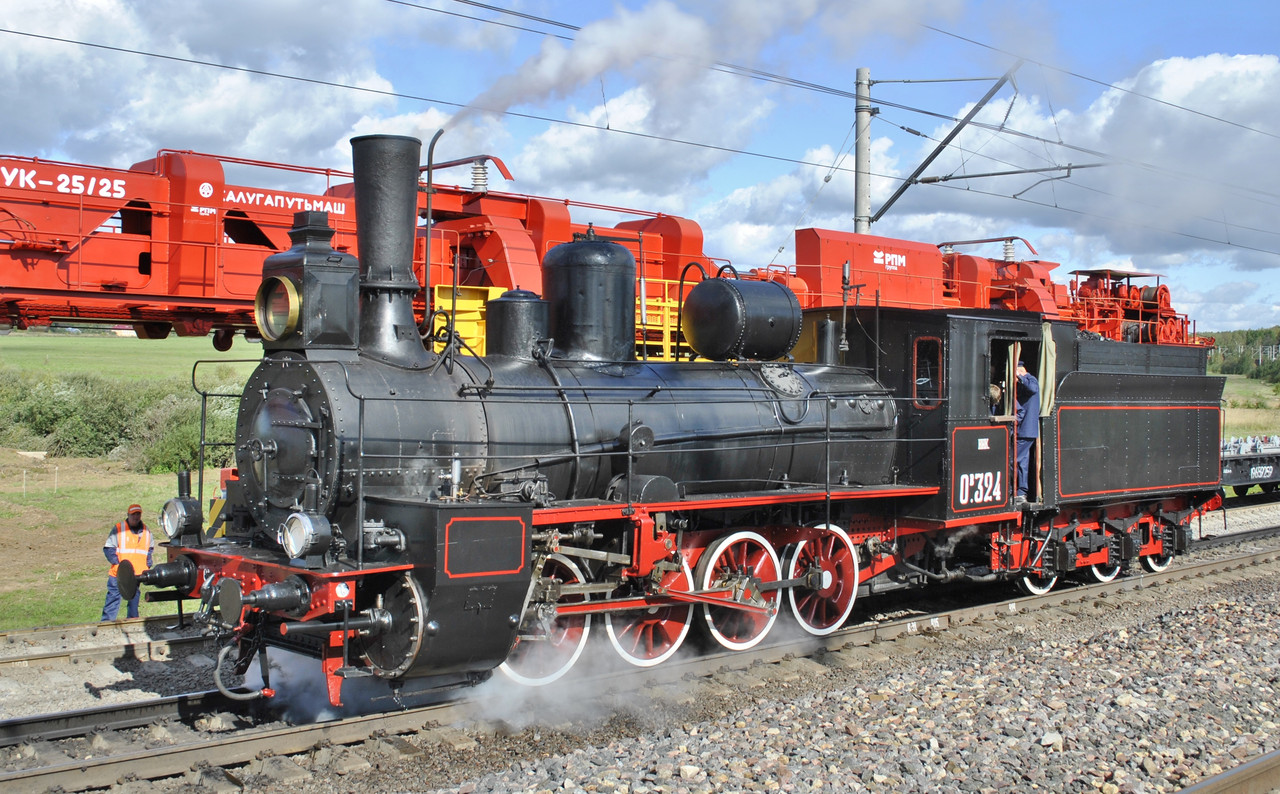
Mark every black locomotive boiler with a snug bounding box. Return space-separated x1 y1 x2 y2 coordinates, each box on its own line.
126 134 1223 707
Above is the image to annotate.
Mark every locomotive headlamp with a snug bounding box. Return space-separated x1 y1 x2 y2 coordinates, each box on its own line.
279 511 333 561
254 275 301 341
159 496 202 541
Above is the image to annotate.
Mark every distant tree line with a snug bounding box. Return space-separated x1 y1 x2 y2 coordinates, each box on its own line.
1207 326 1280 383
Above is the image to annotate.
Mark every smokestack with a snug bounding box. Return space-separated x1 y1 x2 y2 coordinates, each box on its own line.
351 134 431 368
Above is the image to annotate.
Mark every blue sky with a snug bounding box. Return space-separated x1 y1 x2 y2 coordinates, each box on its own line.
3 0 1279 332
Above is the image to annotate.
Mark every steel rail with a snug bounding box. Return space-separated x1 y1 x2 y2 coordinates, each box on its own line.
1191 523 1280 550
0 690 231 748
1180 746 1280 794
0 633 210 671
0 613 192 649
0 696 465 793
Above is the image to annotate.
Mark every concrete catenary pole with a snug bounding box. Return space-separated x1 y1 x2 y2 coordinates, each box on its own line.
853 67 872 234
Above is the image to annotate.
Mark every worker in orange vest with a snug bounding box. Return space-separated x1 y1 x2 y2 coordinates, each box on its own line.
100 504 154 621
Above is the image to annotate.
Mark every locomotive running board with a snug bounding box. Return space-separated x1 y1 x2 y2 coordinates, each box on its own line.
531 484 942 526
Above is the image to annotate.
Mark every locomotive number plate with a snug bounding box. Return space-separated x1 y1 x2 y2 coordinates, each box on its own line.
950 426 1010 513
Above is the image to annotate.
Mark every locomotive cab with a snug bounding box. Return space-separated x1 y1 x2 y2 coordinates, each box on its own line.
823 307 1048 521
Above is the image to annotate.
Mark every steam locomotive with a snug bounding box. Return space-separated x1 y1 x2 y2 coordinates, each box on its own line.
123 134 1223 707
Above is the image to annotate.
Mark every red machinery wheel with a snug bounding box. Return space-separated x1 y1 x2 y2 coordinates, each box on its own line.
498 554 591 685
697 531 780 651
784 524 859 636
604 562 695 667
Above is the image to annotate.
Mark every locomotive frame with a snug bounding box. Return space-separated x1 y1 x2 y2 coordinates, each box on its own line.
123 135 1223 708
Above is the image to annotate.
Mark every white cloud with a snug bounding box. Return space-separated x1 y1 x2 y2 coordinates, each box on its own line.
455 1 719 130
1175 280 1280 332
0 0 444 166
508 79 773 216
891 55 1280 276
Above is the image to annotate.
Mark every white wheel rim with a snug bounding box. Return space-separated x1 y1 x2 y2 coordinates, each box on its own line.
1019 574 1058 596
1089 563 1120 583
698 530 780 651
498 554 591 685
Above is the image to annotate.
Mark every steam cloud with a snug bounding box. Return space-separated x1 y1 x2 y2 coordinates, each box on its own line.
449 0 961 131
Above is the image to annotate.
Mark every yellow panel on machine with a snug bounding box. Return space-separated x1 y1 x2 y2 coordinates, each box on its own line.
428 284 507 356
430 281 691 361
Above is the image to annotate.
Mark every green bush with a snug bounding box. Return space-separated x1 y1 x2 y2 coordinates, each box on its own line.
10 377 76 437
0 367 239 472
129 392 237 473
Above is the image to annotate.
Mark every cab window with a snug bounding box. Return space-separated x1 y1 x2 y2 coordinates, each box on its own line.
913 336 942 409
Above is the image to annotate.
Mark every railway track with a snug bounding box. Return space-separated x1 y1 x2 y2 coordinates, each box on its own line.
1182 745 1280 793
0 614 209 671
3 530 1279 793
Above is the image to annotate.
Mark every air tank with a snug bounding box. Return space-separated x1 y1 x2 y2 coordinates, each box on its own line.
485 289 548 359
681 278 802 361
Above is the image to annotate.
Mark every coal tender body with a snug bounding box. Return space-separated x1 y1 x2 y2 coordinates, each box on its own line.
131 135 899 705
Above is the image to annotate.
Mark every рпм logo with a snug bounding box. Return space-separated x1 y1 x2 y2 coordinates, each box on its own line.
873 250 907 271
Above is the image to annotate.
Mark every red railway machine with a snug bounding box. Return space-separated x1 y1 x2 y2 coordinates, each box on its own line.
0 149 716 357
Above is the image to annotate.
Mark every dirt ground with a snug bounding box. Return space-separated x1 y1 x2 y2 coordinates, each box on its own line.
0 448 199 629
0 449 147 591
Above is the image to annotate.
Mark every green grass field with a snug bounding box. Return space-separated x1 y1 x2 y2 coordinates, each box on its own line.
1221 373 1280 438
0 331 260 388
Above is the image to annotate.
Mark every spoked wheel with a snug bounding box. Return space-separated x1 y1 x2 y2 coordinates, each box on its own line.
1141 551 1174 573
785 524 859 636
1085 561 1121 583
498 554 591 686
1015 572 1058 596
697 530 781 651
605 562 695 667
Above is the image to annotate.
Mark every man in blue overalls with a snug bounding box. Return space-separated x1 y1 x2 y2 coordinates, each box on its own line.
1014 361 1040 505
